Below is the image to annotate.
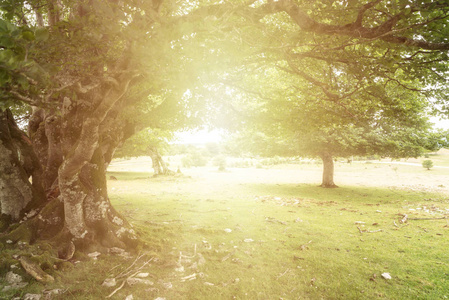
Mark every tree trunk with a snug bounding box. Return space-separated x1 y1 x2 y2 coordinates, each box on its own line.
55 77 138 250
319 152 338 188
0 110 46 227
148 147 173 176
1 77 140 253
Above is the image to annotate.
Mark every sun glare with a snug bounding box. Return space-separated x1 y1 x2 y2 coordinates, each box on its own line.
174 129 225 145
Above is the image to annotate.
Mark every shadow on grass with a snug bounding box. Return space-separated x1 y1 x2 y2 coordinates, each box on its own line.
107 171 152 180
241 183 436 204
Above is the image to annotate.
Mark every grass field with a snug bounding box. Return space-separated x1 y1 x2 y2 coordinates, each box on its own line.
1 151 449 299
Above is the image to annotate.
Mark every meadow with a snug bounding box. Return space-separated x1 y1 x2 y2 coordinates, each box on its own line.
1 152 449 299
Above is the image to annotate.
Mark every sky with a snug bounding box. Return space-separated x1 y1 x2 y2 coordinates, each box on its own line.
174 129 225 144
430 116 449 130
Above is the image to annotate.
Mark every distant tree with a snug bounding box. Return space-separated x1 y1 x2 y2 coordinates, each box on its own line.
208 0 449 187
114 129 174 176
221 63 447 187
422 160 434 170
213 155 227 171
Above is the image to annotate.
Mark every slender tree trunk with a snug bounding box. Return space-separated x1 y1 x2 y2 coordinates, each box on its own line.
319 152 338 188
148 147 172 176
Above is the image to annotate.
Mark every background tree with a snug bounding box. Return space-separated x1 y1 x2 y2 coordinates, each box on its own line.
201 0 449 187
422 159 434 170
114 128 175 176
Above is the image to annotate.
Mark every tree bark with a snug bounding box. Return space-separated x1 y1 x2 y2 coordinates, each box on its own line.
148 147 172 176
319 152 338 188
1 78 140 252
56 78 138 249
0 110 46 225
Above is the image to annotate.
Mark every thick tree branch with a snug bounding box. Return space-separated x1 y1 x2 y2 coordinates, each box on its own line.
256 0 449 50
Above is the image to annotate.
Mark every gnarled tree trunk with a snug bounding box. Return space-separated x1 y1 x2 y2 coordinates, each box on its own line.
319 152 338 188
55 76 139 250
0 109 45 229
1 77 140 252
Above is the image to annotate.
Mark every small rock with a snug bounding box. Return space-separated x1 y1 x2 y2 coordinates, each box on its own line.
135 272 150 278
381 272 392 280
161 281 173 289
2 286 13 292
243 238 254 243
102 278 117 287
6 239 13 244
125 295 133 300
109 247 125 255
43 289 64 299
88 251 101 259
23 294 41 300
354 221 365 224
6 271 23 285
127 278 154 286
224 228 232 233
175 265 185 272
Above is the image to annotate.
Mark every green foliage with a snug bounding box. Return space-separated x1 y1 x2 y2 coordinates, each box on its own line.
114 128 173 159
422 159 434 170
212 155 227 171
181 148 208 167
0 19 49 109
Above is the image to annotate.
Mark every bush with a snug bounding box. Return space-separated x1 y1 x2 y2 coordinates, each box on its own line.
213 155 227 171
422 160 433 170
181 150 208 168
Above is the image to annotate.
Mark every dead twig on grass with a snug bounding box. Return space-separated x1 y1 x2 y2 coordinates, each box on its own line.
276 269 290 279
400 214 408 223
106 254 154 298
265 216 287 225
357 226 383 234
106 279 126 298
408 217 447 221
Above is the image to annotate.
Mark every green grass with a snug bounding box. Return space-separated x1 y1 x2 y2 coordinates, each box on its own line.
1 169 448 299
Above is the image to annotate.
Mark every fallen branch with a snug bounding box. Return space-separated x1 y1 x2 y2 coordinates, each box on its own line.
19 256 54 284
180 273 197 282
357 226 383 233
417 226 428 232
400 214 408 223
106 254 154 298
408 217 447 221
265 216 287 225
276 268 290 279
115 253 146 278
106 279 126 298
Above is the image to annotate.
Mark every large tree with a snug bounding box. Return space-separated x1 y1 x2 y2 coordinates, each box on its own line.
0 0 216 252
200 0 449 187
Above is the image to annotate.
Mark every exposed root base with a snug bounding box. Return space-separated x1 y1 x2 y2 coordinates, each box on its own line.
319 184 339 188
